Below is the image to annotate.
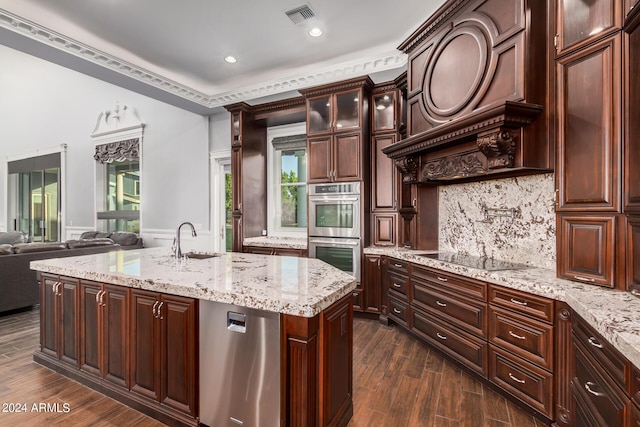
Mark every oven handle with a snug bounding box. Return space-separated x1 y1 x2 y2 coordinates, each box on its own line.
309 197 359 203
309 238 360 246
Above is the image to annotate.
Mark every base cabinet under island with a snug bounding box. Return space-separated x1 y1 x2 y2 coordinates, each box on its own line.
34 271 354 427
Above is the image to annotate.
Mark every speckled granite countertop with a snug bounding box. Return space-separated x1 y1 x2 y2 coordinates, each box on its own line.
243 236 307 250
365 246 640 370
30 247 354 317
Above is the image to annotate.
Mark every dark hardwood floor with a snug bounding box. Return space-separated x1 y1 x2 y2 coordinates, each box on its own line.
0 307 544 426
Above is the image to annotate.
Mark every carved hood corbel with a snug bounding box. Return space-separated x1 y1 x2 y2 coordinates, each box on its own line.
395 157 420 184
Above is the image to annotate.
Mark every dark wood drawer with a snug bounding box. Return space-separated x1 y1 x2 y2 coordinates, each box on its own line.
488 285 554 324
489 306 554 371
387 258 409 276
572 341 627 427
632 365 640 407
412 265 486 301
413 282 487 338
389 297 409 327
388 271 409 297
629 401 640 427
412 308 487 378
489 345 554 418
572 313 629 390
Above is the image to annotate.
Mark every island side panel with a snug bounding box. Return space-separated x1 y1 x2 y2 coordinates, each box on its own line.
282 293 354 427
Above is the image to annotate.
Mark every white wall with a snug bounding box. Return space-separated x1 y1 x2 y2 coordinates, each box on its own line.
209 111 231 153
0 45 211 244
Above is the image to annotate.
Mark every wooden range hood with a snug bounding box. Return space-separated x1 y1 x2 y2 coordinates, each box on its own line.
384 0 552 184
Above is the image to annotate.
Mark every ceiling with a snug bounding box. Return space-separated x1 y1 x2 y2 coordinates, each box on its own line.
0 0 445 114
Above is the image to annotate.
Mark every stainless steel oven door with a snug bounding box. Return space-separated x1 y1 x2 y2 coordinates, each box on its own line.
308 196 361 238
309 237 361 282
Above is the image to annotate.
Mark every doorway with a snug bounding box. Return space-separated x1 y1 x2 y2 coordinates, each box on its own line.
7 152 62 242
210 152 232 252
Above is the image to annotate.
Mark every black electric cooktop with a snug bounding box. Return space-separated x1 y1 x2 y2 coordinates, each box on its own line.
418 252 531 271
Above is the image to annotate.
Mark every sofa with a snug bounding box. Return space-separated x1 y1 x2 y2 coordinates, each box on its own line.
0 231 143 314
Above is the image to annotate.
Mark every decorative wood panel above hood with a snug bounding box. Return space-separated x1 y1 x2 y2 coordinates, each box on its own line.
385 0 552 183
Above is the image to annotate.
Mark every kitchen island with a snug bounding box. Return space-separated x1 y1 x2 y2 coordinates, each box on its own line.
31 247 357 427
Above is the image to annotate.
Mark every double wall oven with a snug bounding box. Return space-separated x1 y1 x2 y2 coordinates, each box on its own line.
308 182 361 282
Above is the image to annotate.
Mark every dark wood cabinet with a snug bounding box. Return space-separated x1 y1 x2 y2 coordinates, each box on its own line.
301 77 372 184
130 289 198 418
488 285 555 419
359 254 382 314
40 273 79 366
626 225 640 301
79 281 128 387
370 84 402 248
571 312 633 427
557 214 617 287
625 3 640 214
556 34 621 213
225 103 267 252
307 133 362 183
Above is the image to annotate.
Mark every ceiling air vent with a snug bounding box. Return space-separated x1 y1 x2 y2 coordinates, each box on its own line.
285 4 316 25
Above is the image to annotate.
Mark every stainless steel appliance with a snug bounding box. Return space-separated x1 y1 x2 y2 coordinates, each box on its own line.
199 300 280 427
308 182 361 239
309 236 361 282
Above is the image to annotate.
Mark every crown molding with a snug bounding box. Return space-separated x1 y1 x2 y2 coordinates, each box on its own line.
0 8 408 114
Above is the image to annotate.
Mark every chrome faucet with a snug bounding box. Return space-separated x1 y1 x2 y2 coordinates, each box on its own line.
173 222 197 258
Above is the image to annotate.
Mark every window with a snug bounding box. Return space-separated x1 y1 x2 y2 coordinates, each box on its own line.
267 123 307 236
94 139 141 233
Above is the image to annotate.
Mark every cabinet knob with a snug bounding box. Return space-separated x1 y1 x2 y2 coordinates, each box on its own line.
152 301 160 318
436 332 447 340
588 336 603 349
574 275 595 283
508 330 526 340
436 300 447 308
393 308 401 314
436 276 448 282
584 381 605 397
509 298 528 306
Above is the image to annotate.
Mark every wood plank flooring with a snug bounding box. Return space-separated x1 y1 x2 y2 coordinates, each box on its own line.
0 307 545 426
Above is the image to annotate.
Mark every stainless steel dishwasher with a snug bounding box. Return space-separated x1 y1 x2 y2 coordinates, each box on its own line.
199 300 281 426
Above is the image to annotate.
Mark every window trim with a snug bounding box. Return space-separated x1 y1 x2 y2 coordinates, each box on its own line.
267 123 307 237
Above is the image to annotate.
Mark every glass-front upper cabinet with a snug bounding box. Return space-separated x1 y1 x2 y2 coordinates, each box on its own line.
556 0 621 56
308 95 331 133
307 89 362 134
372 91 396 132
232 112 241 145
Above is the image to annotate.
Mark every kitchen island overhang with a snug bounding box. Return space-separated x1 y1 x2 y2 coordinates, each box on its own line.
31 247 357 427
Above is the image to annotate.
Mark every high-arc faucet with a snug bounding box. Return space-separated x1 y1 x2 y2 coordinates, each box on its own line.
174 221 197 258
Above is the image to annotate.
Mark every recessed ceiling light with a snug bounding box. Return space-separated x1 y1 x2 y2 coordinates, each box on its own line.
224 56 237 63
309 27 323 37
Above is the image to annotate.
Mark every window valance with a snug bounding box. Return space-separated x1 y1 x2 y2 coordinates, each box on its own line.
94 138 139 164
271 134 306 151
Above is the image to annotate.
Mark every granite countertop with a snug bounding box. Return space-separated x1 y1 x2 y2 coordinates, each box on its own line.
30 247 354 317
243 236 308 250
365 246 640 370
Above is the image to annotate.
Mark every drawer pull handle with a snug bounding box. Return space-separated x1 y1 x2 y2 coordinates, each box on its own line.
394 263 403 268
508 373 525 384
574 275 596 283
508 330 526 340
436 332 447 340
631 289 640 297
436 300 447 307
588 337 603 349
392 283 402 288
393 308 402 314
437 276 448 282
509 298 528 306
585 381 605 397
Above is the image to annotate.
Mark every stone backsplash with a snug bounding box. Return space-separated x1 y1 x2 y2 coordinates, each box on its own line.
438 173 556 270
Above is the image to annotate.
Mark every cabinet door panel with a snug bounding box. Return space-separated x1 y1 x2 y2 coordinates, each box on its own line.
558 214 616 287
334 133 361 181
130 290 160 401
372 214 396 246
41 275 58 357
103 284 129 387
372 134 397 210
625 19 640 212
629 216 640 293
363 255 381 314
557 35 621 211
60 278 79 366
308 136 332 183
160 295 197 417
80 282 102 375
